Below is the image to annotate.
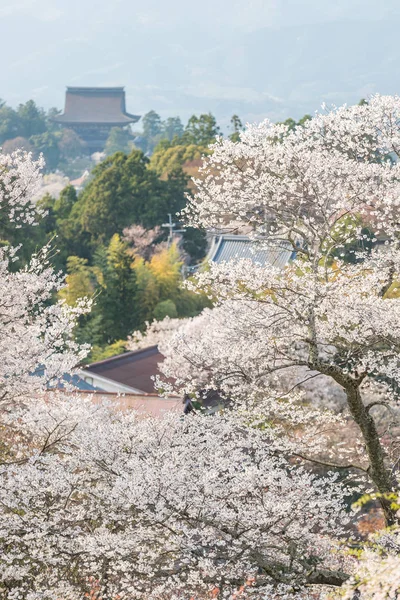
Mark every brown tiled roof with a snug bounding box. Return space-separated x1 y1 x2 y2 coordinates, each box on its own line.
52 87 140 125
83 346 166 394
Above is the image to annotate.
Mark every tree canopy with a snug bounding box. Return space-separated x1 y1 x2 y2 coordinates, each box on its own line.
182 112 220 145
104 126 133 155
2 99 400 600
64 149 188 255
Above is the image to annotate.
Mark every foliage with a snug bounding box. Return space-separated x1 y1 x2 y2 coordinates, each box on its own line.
64 150 188 256
30 131 61 171
181 112 220 145
0 98 226 179
0 99 88 172
0 99 46 143
153 298 178 319
16 99 47 138
0 398 351 599
25 186 81 269
142 109 163 140
1 136 33 154
128 316 187 350
163 94 400 536
122 224 161 260
138 111 221 157
4 101 400 598
0 149 89 402
139 109 164 153
149 142 210 176
56 156 93 180
59 256 98 306
89 339 127 362
60 234 140 354
58 234 207 359
132 242 208 326
148 242 182 298
0 100 21 143
95 234 140 343
181 225 208 262
57 128 87 160
104 126 133 155
229 114 244 142
53 184 78 220
46 107 62 131
278 113 312 131
133 254 161 324
162 116 184 141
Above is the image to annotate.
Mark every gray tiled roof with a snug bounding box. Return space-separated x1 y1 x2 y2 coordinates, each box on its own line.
207 235 295 268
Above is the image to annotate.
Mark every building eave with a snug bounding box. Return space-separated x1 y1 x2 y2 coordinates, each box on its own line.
76 369 147 395
50 115 140 125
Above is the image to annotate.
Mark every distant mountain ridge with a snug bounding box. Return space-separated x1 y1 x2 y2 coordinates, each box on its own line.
196 18 400 122
0 6 399 126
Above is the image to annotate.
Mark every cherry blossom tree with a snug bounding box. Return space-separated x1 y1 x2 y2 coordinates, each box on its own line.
0 150 90 403
0 148 351 599
0 397 352 599
160 95 400 529
122 224 163 260
3 102 400 599
127 316 188 351
341 499 400 599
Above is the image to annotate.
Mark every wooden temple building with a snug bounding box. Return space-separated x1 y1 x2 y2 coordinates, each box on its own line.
52 87 140 153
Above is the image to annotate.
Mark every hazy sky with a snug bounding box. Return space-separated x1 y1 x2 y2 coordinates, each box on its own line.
1 0 400 126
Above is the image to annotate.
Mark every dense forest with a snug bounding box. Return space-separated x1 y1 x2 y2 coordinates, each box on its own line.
0 97 243 173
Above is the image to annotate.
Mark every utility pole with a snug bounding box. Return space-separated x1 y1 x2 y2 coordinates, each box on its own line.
161 213 185 247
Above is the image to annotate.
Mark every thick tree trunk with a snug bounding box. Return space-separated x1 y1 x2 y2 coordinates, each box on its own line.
313 359 397 526
345 381 397 526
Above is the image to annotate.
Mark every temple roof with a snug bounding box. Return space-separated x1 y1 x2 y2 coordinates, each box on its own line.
206 235 295 268
52 87 140 125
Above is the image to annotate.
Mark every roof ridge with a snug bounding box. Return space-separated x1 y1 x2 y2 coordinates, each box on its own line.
66 86 125 92
83 345 159 369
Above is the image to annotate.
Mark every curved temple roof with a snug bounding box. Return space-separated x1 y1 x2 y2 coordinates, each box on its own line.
52 86 140 125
